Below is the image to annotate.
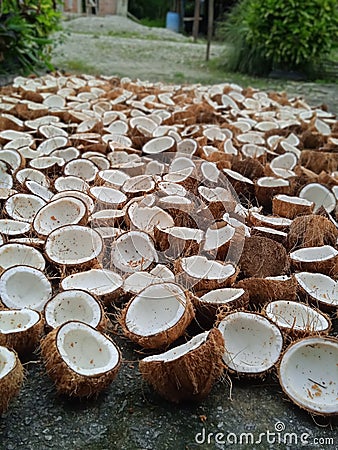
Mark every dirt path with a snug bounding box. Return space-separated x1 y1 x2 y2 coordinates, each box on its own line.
52 16 338 115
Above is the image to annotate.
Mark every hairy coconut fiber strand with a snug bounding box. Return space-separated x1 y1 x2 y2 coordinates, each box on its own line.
287 214 338 251
239 236 290 278
0 347 24 415
139 328 224 403
40 323 121 398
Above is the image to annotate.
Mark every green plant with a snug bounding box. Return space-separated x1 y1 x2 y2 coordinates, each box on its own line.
220 0 338 77
0 0 62 74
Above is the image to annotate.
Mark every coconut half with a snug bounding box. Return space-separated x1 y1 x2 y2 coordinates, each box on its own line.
111 231 158 273
123 265 175 295
44 225 103 267
41 321 121 397
0 266 52 311
295 272 338 311
61 269 123 304
0 346 23 415
0 309 44 354
272 194 314 219
175 255 237 291
278 337 338 415
5 193 46 223
44 290 107 331
120 282 194 348
33 197 88 237
139 328 224 403
299 183 336 213
290 245 338 276
263 300 331 338
218 311 283 376
0 243 45 270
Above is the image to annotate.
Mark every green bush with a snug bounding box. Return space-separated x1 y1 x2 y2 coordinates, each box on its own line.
221 0 338 77
0 0 62 74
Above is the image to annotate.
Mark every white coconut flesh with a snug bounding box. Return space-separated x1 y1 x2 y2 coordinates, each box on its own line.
90 186 127 207
223 169 254 185
90 209 125 223
200 161 220 183
157 182 187 197
61 269 123 297
200 288 245 304
241 144 266 159
203 224 235 251
177 139 198 156
290 246 338 262
16 168 49 187
52 191 95 215
0 219 31 236
94 226 122 240
158 195 192 210
0 266 52 311
54 176 89 193
64 159 98 182
124 272 167 294
274 194 314 207
128 205 174 233
45 225 103 266
122 175 155 194
253 226 287 238
44 290 102 329
5 194 46 222
97 169 130 187
299 183 336 213
142 331 210 363
218 312 283 374
29 156 64 171
295 272 338 307
0 149 22 172
264 300 330 333
0 346 16 379
0 243 45 270
257 177 290 188
125 283 187 336
142 136 176 154
270 152 297 170
181 255 236 281
199 186 234 203
56 322 119 376
250 212 292 228
0 309 40 334
169 157 195 173
25 180 53 201
111 231 158 273
161 227 204 243
33 197 87 236
279 337 338 415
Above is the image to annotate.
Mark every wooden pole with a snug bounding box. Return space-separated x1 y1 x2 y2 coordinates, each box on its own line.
206 0 214 61
192 0 201 43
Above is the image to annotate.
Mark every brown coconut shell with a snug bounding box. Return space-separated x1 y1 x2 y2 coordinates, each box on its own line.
272 195 314 220
119 290 195 349
231 157 265 181
139 328 224 403
0 347 24 415
0 311 44 355
287 214 338 251
235 276 297 306
300 150 338 174
154 226 202 257
40 324 122 398
193 289 249 330
239 236 290 278
174 258 239 292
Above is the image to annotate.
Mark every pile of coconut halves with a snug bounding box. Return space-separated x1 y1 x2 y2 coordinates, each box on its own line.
0 73 337 417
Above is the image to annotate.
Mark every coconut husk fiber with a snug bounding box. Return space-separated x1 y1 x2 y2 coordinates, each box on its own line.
139 328 224 403
239 236 290 278
287 214 338 251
